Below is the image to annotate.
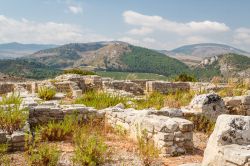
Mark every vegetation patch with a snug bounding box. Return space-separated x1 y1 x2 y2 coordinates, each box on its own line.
64 68 96 76
75 90 129 109
72 126 108 165
38 115 76 141
186 114 215 135
38 86 56 100
0 94 28 134
137 130 159 166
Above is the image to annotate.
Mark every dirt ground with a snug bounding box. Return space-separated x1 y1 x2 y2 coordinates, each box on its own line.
4 132 208 166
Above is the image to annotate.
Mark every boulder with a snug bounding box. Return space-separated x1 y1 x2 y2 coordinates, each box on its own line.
188 93 226 120
202 115 250 166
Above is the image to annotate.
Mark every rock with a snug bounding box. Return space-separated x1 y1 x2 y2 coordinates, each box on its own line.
202 115 250 166
179 164 201 166
0 131 7 143
188 93 226 120
11 131 25 143
115 103 125 109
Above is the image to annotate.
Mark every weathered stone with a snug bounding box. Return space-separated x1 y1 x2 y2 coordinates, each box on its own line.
11 131 25 143
202 115 250 166
188 93 226 120
0 131 7 143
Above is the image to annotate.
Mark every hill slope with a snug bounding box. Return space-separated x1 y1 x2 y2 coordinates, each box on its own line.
161 43 250 66
28 41 190 77
194 53 250 80
0 42 57 59
0 59 61 79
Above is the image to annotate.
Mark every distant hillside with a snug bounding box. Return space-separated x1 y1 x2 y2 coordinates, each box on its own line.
193 53 250 80
0 42 58 59
161 43 250 66
0 59 62 79
27 41 190 77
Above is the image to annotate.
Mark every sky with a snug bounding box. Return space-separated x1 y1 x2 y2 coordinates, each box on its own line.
0 0 250 51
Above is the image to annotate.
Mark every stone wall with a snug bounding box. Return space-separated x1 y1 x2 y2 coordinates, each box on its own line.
0 131 26 151
103 80 144 95
0 83 15 94
104 106 194 157
146 81 190 94
29 102 104 127
223 95 250 115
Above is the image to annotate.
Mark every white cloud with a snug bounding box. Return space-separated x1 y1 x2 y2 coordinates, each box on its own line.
123 10 230 35
128 27 153 35
68 5 83 14
233 28 250 45
0 15 110 44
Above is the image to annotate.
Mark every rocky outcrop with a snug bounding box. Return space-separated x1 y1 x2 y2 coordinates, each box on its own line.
202 115 250 166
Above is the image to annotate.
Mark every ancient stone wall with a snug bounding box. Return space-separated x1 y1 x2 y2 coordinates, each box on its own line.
103 80 144 95
104 106 194 157
146 81 190 94
223 95 250 115
0 83 15 94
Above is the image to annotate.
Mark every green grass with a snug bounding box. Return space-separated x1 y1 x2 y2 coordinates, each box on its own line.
75 91 129 109
38 87 56 100
96 71 169 80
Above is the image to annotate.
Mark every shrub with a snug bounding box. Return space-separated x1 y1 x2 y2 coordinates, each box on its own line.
72 127 108 165
38 115 76 141
64 68 96 76
187 114 215 134
38 87 56 100
75 91 128 109
174 73 197 82
0 106 28 135
137 130 159 166
0 144 10 165
27 143 60 166
0 93 22 105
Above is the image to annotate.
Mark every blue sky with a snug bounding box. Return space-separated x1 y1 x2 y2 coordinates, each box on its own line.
1 0 250 51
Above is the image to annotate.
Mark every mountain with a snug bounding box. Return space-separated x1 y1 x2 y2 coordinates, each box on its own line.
161 43 250 66
27 41 191 77
0 59 62 79
0 42 58 59
193 53 250 80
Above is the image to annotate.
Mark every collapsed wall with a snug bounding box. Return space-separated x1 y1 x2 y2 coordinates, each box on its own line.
104 106 194 157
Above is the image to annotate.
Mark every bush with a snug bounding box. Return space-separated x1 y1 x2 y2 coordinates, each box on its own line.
174 73 197 82
38 115 76 141
0 93 22 105
64 68 96 76
0 106 28 135
137 130 159 166
38 87 56 100
75 91 128 109
72 127 108 165
27 143 60 166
